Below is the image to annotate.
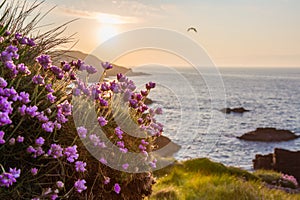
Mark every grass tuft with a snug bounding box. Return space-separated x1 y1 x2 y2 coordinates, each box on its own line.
151 187 179 200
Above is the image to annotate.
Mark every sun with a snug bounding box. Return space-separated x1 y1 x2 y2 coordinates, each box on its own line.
95 12 138 43
96 13 124 42
98 24 119 42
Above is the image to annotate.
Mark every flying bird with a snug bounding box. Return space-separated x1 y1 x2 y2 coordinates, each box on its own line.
187 27 197 33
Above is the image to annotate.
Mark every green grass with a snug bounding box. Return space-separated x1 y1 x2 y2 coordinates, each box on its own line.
149 158 300 200
253 170 282 185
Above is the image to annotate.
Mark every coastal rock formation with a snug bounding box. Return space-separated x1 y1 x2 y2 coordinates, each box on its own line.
237 128 299 142
274 148 300 183
253 154 274 170
253 148 300 182
221 107 250 114
153 136 181 157
144 98 154 105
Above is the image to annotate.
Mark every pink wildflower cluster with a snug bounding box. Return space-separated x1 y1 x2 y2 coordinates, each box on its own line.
281 174 298 187
1 24 164 198
72 61 164 195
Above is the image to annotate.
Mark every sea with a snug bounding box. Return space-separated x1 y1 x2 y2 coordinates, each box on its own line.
126 66 300 170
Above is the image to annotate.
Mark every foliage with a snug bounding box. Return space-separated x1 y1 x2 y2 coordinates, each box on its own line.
154 158 257 181
150 158 300 200
254 170 282 185
280 174 298 189
0 0 75 64
254 170 299 189
0 1 163 199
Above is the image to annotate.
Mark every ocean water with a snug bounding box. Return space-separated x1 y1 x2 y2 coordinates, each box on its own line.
126 66 300 170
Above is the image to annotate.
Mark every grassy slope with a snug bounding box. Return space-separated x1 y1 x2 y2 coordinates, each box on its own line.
149 158 300 200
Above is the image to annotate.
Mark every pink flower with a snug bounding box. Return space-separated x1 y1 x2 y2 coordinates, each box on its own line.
74 179 87 193
36 54 52 69
42 121 54 133
77 126 87 138
64 145 79 163
47 93 56 103
51 194 58 200
117 141 125 148
0 77 7 88
104 176 110 184
89 134 100 146
31 168 38 176
146 81 156 90
35 137 45 146
122 163 129 170
56 181 64 188
45 84 54 92
9 138 15 145
155 107 163 115
9 168 21 178
32 75 45 85
149 159 157 168
114 183 121 194
97 116 107 126
0 131 5 144
16 135 24 143
141 139 149 145
47 144 63 158
115 127 123 139
99 157 107 164
281 174 298 187
101 62 113 70
75 161 87 172
119 147 128 153
86 65 97 74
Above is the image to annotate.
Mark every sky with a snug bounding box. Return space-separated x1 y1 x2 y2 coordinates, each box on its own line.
21 0 300 67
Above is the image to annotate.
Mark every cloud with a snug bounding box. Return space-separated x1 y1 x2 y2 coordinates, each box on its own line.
58 7 141 24
97 13 141 24
115 1 161 14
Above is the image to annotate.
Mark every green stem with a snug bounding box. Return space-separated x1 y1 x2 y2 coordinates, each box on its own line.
99 70 107 83
10 117 25 137
0 164 5 173
71 135 78 146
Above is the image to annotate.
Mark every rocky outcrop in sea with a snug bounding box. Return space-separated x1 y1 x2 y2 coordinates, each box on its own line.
237 127 299 142
221 107 250 114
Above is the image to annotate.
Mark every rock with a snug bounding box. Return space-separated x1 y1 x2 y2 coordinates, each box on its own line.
253 148 300 183
238 128 299 142
274 148 300 183
153 136 181 157
253 153 274 170
221 107 250 114
264 183 300 194
144 98 154 105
